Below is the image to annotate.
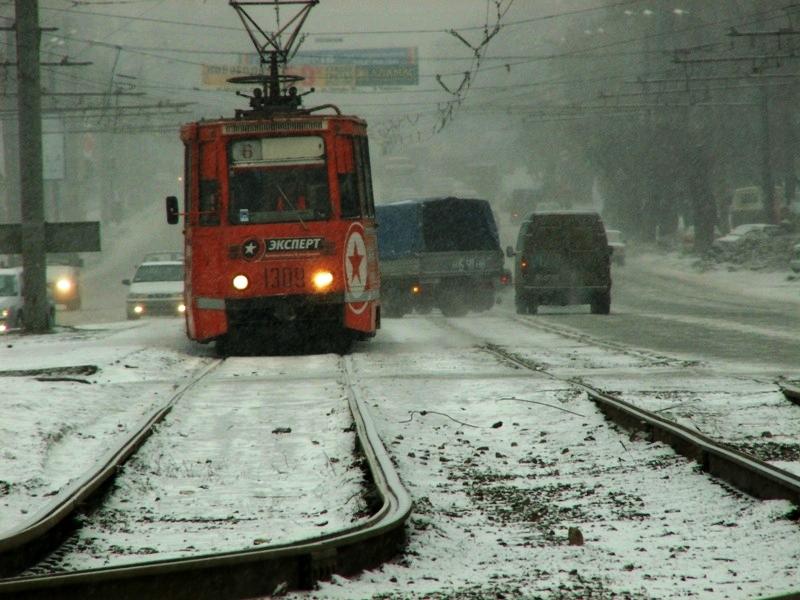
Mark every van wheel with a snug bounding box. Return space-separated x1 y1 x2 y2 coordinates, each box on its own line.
591 292 611 315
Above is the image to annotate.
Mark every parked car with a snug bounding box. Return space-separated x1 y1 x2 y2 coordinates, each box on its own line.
507 211 612 315
605 229 626 265
712 223 779 251
122 259 185 320
3 253 83 311
790 243 800 273
0 267 55 332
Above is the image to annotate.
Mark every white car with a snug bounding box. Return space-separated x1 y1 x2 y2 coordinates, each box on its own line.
122 260 185 320
0 267 55 332
713 223 778 251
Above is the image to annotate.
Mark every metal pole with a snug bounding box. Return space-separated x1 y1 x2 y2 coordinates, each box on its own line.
15 0 50 331
760 83 777 223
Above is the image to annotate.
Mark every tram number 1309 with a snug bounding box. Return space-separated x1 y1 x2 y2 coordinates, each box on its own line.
266 267 305 289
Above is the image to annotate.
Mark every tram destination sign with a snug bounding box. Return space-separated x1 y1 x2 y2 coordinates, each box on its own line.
202 47 418 90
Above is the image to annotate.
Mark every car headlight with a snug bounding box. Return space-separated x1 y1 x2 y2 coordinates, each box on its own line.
312 270 333 291
55 278 74 293
1 308 8 318
177 303 186 313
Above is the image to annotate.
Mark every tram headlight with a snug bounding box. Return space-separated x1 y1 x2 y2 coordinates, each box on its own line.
312 270 334 291
133 305 144 315
1 308 8 318
232 274 249 291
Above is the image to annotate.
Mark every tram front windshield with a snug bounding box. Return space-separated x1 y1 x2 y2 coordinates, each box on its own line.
229 167 331 225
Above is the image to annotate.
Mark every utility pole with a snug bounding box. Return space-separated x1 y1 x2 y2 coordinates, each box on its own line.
15 0 49 332
759 83 776 222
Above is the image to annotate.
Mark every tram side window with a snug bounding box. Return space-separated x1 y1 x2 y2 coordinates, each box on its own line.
338 137 360 219
339 173 359 218
199 180 220 226
355 137 375 218
183 145 191 217
339 136 374 219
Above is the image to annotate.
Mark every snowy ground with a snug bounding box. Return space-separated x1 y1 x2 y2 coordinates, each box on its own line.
2 246 799 599
293 316 799 600
631 246 800 307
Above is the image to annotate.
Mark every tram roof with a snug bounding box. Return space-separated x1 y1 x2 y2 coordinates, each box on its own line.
182 113 367 134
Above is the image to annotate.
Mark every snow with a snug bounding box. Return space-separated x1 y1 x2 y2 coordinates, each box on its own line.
1 252 799 598
634 249 800 307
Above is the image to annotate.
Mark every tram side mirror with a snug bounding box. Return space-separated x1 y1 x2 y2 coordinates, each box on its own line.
506 245 516 258
166 196 179 225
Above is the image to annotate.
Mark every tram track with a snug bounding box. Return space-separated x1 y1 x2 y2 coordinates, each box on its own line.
429 314 800 507
0 359 223 577
0 356 411 600
483 343 800 507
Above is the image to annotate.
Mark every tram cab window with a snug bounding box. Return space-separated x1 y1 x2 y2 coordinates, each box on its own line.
199 180 220 226
228 136 330 225
229 167 330 224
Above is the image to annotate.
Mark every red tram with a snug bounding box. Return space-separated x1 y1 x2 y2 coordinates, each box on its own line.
165 1 379 354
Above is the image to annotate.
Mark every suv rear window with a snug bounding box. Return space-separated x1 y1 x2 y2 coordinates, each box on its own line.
524 214 606 253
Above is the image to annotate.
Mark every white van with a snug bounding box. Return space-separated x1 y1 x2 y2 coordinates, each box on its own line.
0 267 56 332
122 259 185 320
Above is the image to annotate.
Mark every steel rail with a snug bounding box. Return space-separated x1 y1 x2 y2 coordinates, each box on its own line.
0 358 224 577
0 358 412 600
779 381 800 406
483 343 800 506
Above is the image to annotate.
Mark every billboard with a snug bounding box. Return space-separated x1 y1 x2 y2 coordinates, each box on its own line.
202 47 418 90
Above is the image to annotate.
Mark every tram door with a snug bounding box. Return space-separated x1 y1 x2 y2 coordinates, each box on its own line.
185 137 227 341
338 135 379 333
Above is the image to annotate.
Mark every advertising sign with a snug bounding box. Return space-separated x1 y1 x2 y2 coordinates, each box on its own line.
202 47 418 90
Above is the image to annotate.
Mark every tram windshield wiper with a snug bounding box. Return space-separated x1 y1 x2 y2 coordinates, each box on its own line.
275 184 309 231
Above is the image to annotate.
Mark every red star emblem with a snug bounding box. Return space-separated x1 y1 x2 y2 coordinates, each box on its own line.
348 244 364 282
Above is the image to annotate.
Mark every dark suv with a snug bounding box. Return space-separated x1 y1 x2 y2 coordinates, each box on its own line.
507 211 611 314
